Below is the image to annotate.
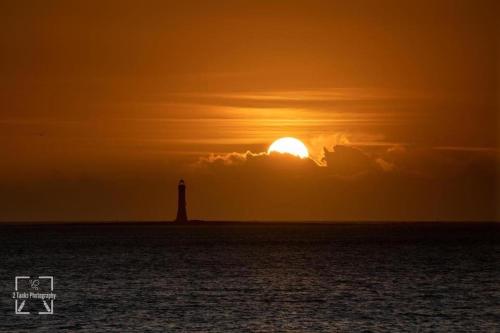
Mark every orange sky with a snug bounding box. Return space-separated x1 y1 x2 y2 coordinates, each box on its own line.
0 0 498 221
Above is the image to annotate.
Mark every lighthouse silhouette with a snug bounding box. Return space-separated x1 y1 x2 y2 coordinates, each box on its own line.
175 179 188 222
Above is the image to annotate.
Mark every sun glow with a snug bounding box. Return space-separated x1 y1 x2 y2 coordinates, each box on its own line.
268 137 309 159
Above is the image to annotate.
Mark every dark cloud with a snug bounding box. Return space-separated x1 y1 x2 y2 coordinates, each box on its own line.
191 145 498 221
323 146 380 176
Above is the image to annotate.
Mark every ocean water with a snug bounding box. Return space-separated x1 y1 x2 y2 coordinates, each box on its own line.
0 223 498 332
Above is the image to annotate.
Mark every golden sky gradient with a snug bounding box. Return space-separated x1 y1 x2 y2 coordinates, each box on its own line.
0 0 498 221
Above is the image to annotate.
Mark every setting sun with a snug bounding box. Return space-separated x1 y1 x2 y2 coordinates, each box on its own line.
268 137 309 159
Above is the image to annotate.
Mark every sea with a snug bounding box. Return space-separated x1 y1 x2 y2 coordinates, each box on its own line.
0 222 498 332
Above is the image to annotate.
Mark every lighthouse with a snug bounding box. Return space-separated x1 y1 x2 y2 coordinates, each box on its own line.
175 179 188 222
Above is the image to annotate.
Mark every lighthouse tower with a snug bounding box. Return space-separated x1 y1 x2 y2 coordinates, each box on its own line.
175 179 188 222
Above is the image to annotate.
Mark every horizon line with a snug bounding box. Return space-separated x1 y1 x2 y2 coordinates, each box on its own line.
0 220 498 226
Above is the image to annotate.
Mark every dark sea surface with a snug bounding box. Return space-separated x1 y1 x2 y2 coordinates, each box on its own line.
0 222 499 332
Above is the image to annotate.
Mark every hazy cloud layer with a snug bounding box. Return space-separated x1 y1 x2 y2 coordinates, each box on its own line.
0 144 497 222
